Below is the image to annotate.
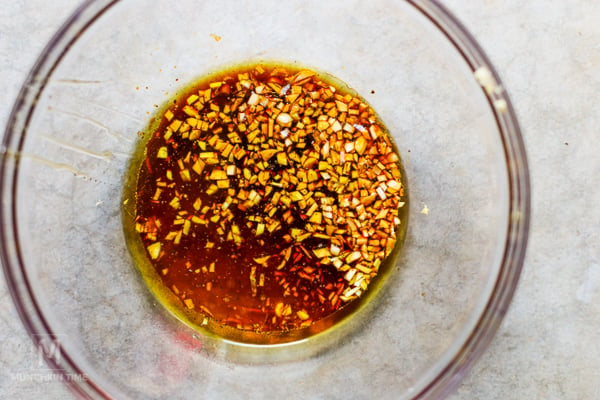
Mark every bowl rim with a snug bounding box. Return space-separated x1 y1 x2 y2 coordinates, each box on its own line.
406 1 530 398
0 0 530 399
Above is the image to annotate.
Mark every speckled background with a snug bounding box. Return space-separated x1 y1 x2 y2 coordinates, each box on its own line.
1 1 599 399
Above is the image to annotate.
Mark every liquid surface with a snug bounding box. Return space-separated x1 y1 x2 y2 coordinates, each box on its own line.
127 63 407 339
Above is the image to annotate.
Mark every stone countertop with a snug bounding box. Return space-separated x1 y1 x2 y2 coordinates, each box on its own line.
1 1 599 399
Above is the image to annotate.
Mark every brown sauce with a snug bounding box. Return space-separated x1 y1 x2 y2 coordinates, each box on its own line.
125 63 407 341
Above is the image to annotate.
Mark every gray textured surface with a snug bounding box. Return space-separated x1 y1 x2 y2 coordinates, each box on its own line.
1 1 599 399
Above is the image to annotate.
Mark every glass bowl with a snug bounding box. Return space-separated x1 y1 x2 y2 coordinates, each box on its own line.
1 0 529 399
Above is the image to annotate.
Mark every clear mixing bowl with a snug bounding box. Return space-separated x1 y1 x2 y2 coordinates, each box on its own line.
1 0 529 398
